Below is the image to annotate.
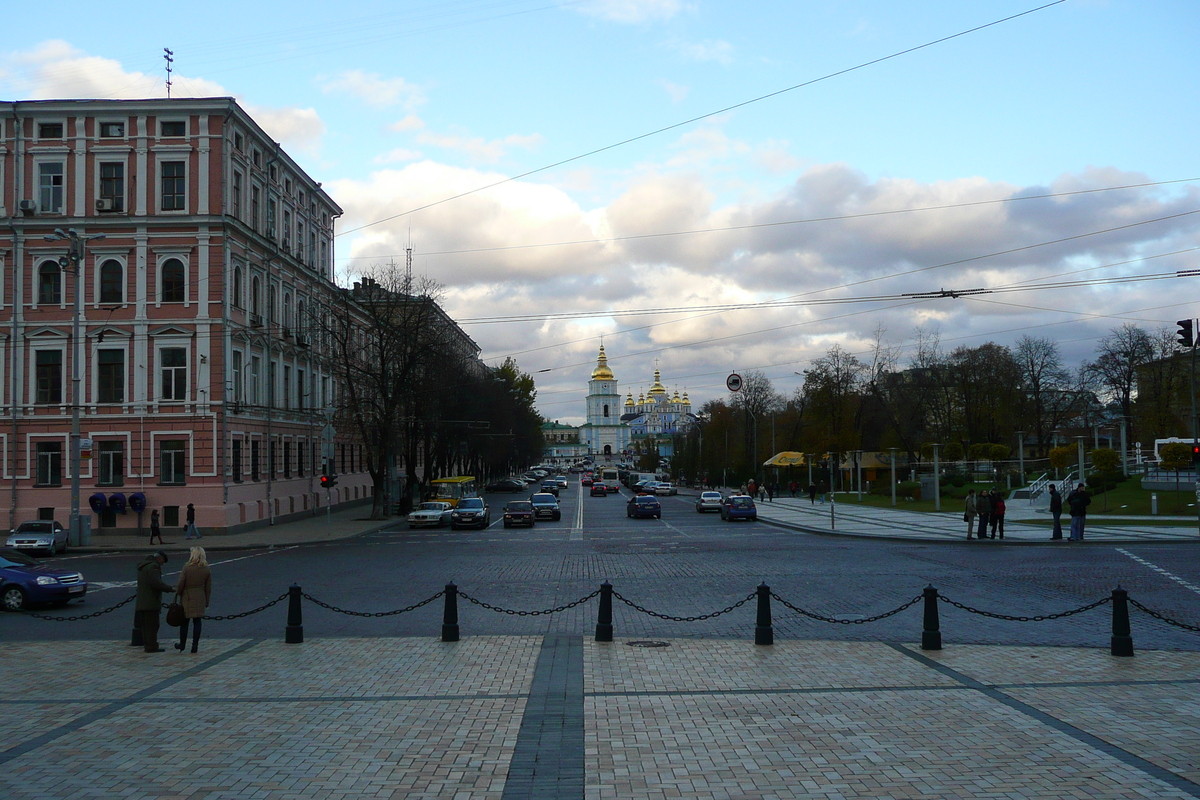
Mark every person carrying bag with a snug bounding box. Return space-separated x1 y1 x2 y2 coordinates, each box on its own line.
174 547 212 653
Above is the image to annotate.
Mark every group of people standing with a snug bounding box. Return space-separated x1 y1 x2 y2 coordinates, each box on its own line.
963 489 1008 539
134 546 214 654
1048 483 1091 541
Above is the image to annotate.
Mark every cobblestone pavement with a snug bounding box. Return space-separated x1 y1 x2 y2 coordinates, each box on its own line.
3 637 1199 799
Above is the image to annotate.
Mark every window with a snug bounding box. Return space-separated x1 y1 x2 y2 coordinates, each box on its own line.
251 186 260 230
99 260 123 304
603 404 609 417
296 220 305 260
283 294 292 331
232 439 242 482
268 284 277 323
97 349 125 403
283 441 291 479
160 120 185 137
100 122 124 138
160 440 186 484
38 162 64 213
234 131 244 151
309 231 316 267
270 441 277 477
161 161 185 211
99 163 124 211
98 442 125 486
252 149 261 167
233 266 243 308
38 261 62 304
160 258 185 302
284 178 292 194
283 364 291 409
35 350 63 404
250 356 261 404
251 277 261 315
38 122 64 139
297 368 305 409
282 209 291 249
231 351 243 404
160 348 187 401
268 362 277 408
35 442 62 486
267 198 276 239
251 440 260 481
232 171 242 218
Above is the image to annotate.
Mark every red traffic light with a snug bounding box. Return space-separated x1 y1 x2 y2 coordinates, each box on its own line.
320 474 339 488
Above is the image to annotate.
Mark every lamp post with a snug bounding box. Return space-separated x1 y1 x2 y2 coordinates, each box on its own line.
1015 430 1025 487
44 228 105 547
932 443 941 512
889 447 898 507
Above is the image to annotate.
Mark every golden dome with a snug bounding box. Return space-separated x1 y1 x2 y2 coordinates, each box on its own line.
672 388 681 403
649 368 667 395
682 390 690 404
637 393 645 404
591 344 614 381
625 392 634 407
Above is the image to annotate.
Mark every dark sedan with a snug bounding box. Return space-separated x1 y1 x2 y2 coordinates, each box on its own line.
539 480 560 497
530 493 562 521
626 495 662 519
450 497 491 530
0 549 88 611
590 482 608 497
503 501 535 528
485 478 525 493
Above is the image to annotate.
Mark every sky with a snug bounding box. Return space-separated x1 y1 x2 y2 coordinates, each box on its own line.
3 0 1199 426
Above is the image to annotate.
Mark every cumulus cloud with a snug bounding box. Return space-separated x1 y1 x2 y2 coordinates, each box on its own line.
576 0 683 23
415 129 544 163
665 38 734 64
318 70 424 109
389 114 426 133
374 148 424 165
658 80 689 103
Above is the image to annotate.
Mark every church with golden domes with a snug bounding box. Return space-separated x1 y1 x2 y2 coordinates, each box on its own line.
578 345 631 458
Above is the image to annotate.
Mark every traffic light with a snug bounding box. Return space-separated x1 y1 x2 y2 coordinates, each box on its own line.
1177 319 1194 348
1192 444 1200 464
320 473 338 489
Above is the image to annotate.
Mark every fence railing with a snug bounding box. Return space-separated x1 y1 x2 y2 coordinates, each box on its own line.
16 581 1200 657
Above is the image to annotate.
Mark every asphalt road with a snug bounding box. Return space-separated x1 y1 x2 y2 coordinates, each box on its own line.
7 480 1200 650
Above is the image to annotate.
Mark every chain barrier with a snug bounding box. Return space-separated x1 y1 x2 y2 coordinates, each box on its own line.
611 589 756 622
1128 598 1200 633
772 593 922 625
457 589 600 617
204 592 291 621
938 594 1110 622
301 590 444 618
26 593 136 621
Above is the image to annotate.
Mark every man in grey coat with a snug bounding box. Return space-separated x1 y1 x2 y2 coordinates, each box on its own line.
135 551 174 653
975 489 992 540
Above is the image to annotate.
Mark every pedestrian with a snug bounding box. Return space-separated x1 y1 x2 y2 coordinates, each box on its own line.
975 488 991 540
184 503 201 539
747 479 757 498
990 490 1006 539
807 483 817 504
964 489 977 538
1048 484 1063 540
149 509 163 545
818 480 829 504
758 485 766 502
1067 482 1090 541
135 550 174 653
789 481 798 498
766 483 774 502
174 547 212 654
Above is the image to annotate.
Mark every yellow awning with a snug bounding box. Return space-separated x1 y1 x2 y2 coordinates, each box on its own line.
763 451 807 467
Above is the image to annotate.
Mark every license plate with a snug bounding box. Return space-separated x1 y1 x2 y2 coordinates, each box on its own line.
69 586 85 593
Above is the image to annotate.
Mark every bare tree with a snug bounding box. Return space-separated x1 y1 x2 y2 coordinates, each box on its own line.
729 369 784 473
1086 323 1153 437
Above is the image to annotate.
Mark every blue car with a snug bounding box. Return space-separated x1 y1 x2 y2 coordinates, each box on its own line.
720 495 758 522
626 494 662 519
0 548 88 611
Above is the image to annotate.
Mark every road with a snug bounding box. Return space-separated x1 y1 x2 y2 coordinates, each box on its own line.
6 479 1200 650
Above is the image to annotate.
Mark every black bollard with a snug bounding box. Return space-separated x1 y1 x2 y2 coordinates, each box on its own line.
442 582 460 642
284 584 304 644
595 581 614 642
921 585 942 650
1110 586 1134 657
754 582 773 646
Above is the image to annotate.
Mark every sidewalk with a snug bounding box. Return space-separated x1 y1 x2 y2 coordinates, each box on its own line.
3 635 1198 799
72 506 397 553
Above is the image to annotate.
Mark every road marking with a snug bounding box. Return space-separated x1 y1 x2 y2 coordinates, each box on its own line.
89 546 298 591
1116 548 1200 597
569 481 584 540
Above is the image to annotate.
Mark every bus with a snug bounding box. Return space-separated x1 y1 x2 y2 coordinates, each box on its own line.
429 476 478 507
600 467 619 493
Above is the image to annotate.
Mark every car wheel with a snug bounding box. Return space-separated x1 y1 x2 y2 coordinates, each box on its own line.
655 513 661 519
553 512 561 521
751 515 758 521
408 523 416 529
2 585 27 612
503 521 511 528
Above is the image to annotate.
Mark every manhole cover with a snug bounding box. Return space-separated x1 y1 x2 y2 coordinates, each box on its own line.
626 640 670 648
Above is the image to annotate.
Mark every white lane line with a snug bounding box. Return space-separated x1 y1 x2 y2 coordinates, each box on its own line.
89 546 298 591
1116 548 1200 597
570 482 584 541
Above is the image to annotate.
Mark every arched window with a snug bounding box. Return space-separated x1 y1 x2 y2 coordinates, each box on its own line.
233 266 243 308
251 276 260 315
296 298 306 334
283 293 292 331
268 284 277 323
38 261 61 304
603 404 609 417
160 258 185 302
99 259 123 304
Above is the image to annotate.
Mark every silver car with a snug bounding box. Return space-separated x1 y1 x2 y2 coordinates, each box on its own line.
6 521 68 556
407 502 453 529
695 492 723 512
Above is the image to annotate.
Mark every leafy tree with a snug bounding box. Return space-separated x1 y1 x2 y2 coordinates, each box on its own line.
1048 446 1074 476
1159 442 1193 511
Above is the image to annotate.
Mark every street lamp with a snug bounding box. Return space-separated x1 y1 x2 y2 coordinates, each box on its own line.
44 228 105 547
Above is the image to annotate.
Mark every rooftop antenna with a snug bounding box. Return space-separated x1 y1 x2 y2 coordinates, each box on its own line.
163 48 174 98
404 245 413 296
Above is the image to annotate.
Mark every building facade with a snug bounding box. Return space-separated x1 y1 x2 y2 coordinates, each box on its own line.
620 367 694 457
578 345 630 459
0 97 371 535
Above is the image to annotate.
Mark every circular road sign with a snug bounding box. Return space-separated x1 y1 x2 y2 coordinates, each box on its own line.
726 373 743 392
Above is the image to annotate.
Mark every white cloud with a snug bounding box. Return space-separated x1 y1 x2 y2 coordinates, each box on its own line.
389 114 426 133
576 0 683 23
658 80 689 103
318 70 424 109
415 129 544 163
665 38 733 64
374 148 424 165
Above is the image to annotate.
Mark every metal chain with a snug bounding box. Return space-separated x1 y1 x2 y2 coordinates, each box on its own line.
610 590 756 622
457 589 600 617
26 593 136 622
1129 598 1200 633
204 592 291 621
772 593 922 625
301 590 444 618
938 594 1110 622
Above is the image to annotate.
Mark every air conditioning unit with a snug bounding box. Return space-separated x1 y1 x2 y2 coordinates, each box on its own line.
18 200 35 215
281 327 292 340
250 314 263 328
295 334 309 348
95 199 117 212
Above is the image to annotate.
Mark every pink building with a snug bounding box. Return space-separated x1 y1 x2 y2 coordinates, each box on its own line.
0 97 372 536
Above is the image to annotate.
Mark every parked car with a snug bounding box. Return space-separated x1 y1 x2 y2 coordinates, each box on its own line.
695 491 723 513
539 480 560 497
485 478 526 493
408 501 453 529
626 494 662 519
530 493 562 521
654 482 677 496
590 482 609 497
720 495 758 521
6 520 68 556
633 480 654 493
503 500 535 528
450 497 491 530
0 549 87 611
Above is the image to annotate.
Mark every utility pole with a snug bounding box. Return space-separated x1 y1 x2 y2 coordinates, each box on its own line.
44 228 104 547
1016 431 1025 486
889 447 897 507
932 443 941 512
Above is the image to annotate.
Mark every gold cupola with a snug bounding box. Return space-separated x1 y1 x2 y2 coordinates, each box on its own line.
649 368 667 396
625 392 634 407
591 344 614 381
672 387 681 403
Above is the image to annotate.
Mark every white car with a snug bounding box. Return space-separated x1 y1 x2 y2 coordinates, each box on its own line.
408 501 453 529
6 520 69 555
554 475 568 489
695 491 723 512
654 482 677 496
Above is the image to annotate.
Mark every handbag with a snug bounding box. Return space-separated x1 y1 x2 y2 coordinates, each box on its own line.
166 595 185 627
963 512 970 522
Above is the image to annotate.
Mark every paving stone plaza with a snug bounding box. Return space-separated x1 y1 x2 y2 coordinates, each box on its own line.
3 635 1200 799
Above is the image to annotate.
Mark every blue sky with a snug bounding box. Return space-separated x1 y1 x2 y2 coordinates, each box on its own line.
4 0 1199 423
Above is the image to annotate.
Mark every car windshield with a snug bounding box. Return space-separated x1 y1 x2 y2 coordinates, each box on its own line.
730 497 754 508
418 503 445 511
507 502 532 511
531 494 557 504
457 499 484 510
701 493 721 500
635 497 657 505
0 549 40 567
17 522 53 533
